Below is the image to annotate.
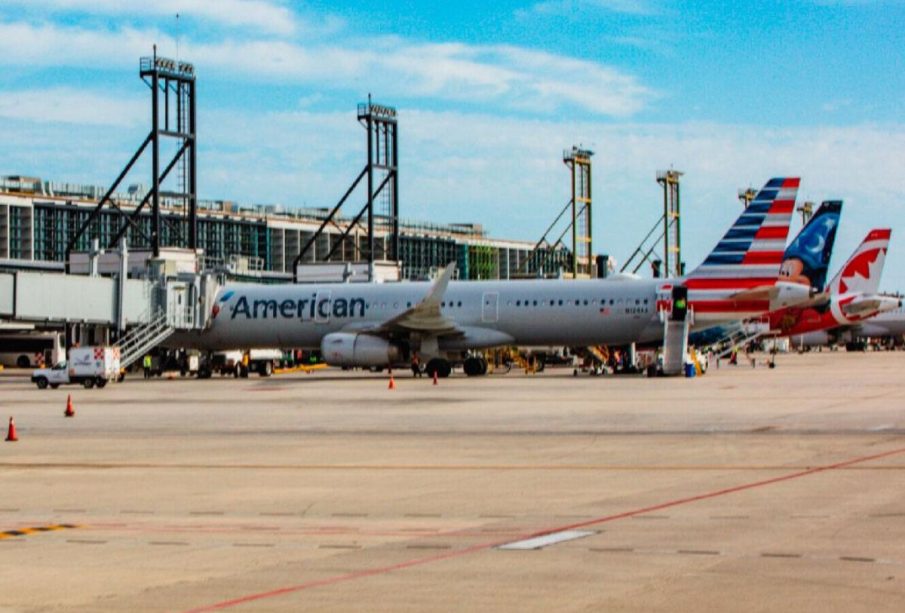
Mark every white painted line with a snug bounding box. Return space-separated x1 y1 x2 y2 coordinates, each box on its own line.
497 530 595 551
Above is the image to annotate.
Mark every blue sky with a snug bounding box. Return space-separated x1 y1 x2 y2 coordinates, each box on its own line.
0 0 903 288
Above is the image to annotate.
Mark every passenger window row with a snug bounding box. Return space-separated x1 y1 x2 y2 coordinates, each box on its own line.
504 298 650 307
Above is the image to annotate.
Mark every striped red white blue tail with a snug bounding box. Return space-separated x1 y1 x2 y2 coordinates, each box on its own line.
684 178 800 321
687 177 799 284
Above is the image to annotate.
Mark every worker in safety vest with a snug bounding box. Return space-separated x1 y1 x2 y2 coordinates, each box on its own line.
143 354 152 378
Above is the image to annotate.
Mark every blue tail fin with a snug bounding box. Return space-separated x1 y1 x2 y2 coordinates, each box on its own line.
780 200 842 292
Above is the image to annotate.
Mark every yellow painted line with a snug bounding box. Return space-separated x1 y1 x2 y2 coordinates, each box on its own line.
0 523 79 540
274 363 328 375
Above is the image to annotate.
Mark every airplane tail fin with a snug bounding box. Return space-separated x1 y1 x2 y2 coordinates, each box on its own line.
687 177 799 286
826 229 891 296
780 200 842 292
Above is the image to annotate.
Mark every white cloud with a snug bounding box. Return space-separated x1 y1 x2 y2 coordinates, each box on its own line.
2 100 904 288
193 108 905 260
193 109 905 288
2 0 298 36
0 87 144 126
0 20 653 118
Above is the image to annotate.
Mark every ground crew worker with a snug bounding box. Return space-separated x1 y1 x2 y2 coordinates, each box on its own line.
143 354 152 378
411 352 422 377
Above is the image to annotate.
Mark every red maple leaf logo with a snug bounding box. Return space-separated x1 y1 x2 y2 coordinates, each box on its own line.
839 248 884 293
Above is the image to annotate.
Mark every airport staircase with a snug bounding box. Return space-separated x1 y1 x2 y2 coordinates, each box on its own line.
708 321 770 360
116 309 176 369
586 345 609 366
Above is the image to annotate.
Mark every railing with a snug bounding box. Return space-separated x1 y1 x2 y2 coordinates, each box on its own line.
117 309 175 369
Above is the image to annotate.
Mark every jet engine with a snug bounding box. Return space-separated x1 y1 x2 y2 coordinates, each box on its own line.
320 332 402 367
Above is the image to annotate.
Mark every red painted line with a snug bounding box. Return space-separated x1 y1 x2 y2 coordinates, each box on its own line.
183 445 905 613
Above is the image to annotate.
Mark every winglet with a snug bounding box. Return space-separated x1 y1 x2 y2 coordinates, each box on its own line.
421 262 456 312
367 262 460 334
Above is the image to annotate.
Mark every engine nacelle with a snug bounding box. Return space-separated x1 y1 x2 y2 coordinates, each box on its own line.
320 332 402 367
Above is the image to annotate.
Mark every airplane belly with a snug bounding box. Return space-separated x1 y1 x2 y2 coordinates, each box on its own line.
504 312 652 347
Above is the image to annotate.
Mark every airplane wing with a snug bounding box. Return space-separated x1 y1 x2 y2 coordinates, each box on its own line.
840 295 900 317
843 298 882 316
728 286 777 301
346 263 462 336
729 283 824 307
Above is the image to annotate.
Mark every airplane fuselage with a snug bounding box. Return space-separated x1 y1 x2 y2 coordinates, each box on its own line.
178 278 669 351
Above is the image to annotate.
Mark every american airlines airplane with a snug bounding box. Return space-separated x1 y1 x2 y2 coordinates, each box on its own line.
177 178 809 377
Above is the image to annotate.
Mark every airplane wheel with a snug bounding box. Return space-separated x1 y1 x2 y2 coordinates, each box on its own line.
463 357 483 376
478 358 488 375
427 358 452 379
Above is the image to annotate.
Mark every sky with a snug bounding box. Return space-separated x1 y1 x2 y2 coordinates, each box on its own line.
0 0 903 288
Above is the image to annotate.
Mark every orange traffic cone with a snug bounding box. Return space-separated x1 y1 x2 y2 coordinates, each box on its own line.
432 371 438 386
5 417 18 442
388 373 396 390
64 394 75 418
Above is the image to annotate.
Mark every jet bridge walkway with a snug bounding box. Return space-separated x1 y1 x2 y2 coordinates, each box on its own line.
0 250 218 366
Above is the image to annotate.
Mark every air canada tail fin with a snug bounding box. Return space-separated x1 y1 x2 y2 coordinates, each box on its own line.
827 229 891 296
780 200 842 292
687 177 799 286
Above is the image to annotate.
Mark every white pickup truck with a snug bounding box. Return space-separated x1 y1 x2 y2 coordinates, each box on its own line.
31 347 121 389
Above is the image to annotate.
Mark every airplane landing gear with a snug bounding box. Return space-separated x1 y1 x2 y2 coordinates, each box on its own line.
426 358 452 378
463 356 488 376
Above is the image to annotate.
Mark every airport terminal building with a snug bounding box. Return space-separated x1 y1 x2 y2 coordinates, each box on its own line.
0 175 572 282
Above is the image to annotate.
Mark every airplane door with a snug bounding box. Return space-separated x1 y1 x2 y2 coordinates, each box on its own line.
315 290 332 324
482 292 499 323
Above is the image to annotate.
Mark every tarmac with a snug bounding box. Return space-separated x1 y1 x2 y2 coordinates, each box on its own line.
1 351 905 612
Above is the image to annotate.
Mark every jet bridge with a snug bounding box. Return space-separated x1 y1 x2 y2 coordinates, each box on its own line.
0 243 218 368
